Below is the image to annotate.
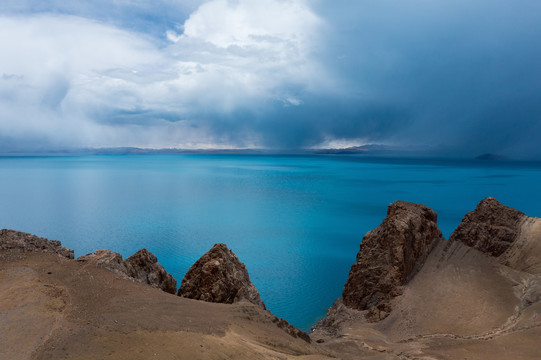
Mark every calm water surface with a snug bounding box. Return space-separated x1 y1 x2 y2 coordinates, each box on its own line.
1 154 540 330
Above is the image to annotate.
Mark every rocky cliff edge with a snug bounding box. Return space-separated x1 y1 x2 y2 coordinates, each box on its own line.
341 200 443 321
0 229 74 259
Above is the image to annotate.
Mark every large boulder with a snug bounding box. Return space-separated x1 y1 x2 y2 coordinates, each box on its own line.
124 249 177 294
449 197 525 257
0 229 74 259
178 243 265 309
77 248 176 294
342 201 442 320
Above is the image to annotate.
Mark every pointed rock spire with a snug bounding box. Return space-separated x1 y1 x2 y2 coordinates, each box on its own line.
178 243 265 309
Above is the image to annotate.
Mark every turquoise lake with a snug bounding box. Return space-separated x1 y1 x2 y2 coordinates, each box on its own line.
1 154 540 330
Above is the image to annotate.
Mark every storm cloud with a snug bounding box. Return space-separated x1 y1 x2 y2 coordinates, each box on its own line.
1 0 540 157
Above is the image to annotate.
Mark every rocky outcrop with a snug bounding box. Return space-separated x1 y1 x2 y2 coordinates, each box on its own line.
449 197 525 257
124 249 177 294
77 249 127 275
179 244 312 342
342 201 442 320
0 229 74 259
312 298 364 337
271 315 312 343
178 243 265 309
77 248 176 294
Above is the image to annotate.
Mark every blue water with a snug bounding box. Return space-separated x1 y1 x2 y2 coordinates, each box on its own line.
1 154 540 330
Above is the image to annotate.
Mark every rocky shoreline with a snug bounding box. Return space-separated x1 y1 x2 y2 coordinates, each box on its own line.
2 197 541 359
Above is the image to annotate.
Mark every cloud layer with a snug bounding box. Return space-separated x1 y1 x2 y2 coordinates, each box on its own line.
1 0 540 157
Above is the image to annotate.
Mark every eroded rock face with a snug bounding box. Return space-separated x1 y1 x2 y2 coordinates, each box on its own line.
311 298 363 337
178 243 265 308
449 197 525 257
0 229 74 259
272 316 311 343
77 248 176 294
77 249 128 276
342 201 442 320
124 249 177 294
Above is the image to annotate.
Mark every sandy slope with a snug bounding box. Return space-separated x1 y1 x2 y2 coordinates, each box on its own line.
0 251 333 360
313 217 541 360
499 216 541 274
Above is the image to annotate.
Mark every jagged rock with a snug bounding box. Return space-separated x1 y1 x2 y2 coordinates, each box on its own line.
77 248 176 294
342 201 442 320
124 249 177 294
311 298 364 337
0 229 74 259
449 197 525 257
76 249 128 276
178 243 265 308
271 315 311 343
522 278 541 307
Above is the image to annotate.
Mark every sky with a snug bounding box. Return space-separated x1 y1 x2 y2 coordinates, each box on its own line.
1 0 540 158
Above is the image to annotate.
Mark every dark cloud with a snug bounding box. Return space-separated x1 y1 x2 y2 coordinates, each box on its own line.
307 0 541 158
151 0 541 157
197 98 412 149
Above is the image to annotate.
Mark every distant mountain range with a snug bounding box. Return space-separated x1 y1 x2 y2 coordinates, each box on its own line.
0 146 527 162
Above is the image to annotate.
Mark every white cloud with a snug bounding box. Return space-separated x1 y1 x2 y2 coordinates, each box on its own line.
0 14 163 147
182 0 320 51
0 0 329 149
167 0 328 107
